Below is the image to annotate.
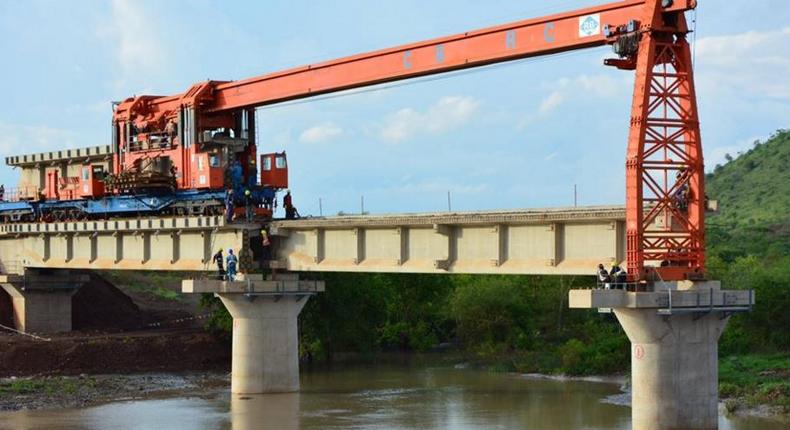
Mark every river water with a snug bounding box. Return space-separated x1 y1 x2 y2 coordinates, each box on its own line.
0 365 783 430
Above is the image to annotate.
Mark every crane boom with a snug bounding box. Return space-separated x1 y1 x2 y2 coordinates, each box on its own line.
113 0 704 282
115 0 694 118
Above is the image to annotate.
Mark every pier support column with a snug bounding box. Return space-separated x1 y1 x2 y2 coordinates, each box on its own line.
614 309 728 430
0 271 88 333
569 280 754 430
181 273 324 394
220 294 308 394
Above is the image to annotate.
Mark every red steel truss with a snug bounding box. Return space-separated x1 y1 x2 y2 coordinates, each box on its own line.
620 1 704 280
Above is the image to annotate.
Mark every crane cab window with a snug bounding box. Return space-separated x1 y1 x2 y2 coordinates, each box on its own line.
263 157 272 171
82 167 90 181
275 155 287 169
209 154 221 167
92 165 106 180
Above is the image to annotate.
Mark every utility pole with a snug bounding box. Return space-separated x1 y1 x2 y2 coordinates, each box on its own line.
447 191 452 212
361 195 365 214
574 184 577 207
319 197 323 216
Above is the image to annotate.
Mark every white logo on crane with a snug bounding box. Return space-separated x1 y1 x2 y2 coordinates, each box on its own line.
579 14 601 37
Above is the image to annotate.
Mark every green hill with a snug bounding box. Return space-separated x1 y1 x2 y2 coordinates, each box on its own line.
705 129 790 259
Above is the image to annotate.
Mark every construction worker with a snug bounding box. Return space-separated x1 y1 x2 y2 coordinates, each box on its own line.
0 184 4 201
244 189 254 221
610 263 626 289
213 249 225 279
283 190 300 219
674 170 690 211
226 249 238 281
283 190 292 210
224 189 234 223
597 263 611 289
260 229 271 263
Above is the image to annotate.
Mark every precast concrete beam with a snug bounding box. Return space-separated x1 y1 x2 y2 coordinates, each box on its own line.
0 216 257 272
270 206 628 275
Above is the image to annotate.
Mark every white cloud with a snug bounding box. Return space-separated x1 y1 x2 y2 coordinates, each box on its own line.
99 0 168 89
521 74 623 127
380 96 480 142
0 121 80 158
299 122 344 144
538 92 565 115
694 27 790 99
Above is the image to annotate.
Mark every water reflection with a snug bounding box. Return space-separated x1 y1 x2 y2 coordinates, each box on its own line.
0 366 784 430
231 393 300 430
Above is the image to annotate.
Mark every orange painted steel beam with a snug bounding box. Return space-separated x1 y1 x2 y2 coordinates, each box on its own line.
116 0 695 118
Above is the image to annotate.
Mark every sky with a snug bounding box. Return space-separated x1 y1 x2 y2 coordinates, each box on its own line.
0 0 788 216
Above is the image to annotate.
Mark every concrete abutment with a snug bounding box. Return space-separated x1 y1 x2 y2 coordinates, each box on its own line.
0 271 88 333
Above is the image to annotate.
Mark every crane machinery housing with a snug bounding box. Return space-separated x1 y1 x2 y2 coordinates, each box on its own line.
0 0 704 282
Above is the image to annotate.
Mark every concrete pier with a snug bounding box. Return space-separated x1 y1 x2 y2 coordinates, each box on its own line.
182 273 324 393
570 281 753 430
0 271 88 333
616 309 728 429
221 295 307 393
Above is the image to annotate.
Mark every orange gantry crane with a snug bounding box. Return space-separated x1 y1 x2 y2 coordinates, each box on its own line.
113 0 704 282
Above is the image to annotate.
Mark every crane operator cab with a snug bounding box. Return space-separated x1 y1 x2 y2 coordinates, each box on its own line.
260 152 288 189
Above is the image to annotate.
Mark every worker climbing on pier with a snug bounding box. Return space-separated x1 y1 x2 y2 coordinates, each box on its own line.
226 249 238 281
674 169 690 212
260 228 271 264
224 189 234 223
213 249 225 279
244 189 254 222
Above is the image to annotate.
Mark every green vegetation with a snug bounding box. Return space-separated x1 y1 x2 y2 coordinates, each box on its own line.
706 129 790 259
198 129 789 412
0 377 85 397
103 271 184 302
719 354 789 414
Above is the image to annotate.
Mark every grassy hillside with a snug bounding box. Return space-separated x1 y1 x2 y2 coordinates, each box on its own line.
706 129 790 259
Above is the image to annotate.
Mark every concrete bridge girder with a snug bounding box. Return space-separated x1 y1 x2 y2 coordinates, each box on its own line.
270 207 627 275
0 216 257 273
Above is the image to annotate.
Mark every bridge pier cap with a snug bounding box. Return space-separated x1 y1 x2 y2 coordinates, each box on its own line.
182 273 323 394
569 280 754 430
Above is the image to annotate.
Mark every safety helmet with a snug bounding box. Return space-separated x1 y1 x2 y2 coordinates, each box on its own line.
245 189 251 196
228 249 234 254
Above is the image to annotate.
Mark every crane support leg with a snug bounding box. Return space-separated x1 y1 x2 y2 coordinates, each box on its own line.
624 3 704 281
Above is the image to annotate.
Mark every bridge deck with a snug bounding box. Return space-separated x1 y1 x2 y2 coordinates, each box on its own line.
0 206 627 275
270 205 626 276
